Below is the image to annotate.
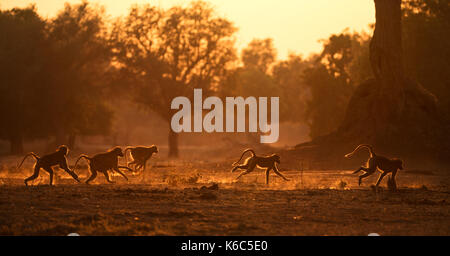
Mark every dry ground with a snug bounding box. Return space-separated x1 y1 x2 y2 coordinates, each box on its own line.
0 158 449 235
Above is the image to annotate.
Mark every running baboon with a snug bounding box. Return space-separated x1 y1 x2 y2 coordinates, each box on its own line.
345 144 403 189
73 147 132 184
19 145 80 186
124 145 158 172
231 149 289 184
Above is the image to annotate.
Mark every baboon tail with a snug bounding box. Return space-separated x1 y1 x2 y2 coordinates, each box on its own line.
232 149 256 166
72 155 91 172
345 144 375 158
17 153 40 169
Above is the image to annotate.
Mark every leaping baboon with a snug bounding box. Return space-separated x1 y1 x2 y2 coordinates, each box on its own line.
231 149 289 184
345 144 403 189
124 145 158 172
19 145 80 186
73 147 132 184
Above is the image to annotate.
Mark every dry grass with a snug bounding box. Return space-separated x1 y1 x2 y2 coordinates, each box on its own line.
0 157 449 236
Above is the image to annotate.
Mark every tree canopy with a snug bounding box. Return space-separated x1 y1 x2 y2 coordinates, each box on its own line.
112 1 237 156
0 3 113 154
0 0 448 163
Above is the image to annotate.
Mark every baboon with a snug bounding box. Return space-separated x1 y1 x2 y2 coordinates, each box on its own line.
124 145 158 172
73 147 132 184
19 145 80 186
345 144 403 189
231 149 289 184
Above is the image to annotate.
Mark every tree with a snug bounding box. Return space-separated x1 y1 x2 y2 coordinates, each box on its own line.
0 6 47 154
40 2 113 149
301 31 369 138
272 54 310 123
319 32 354 83
303 64 351 138
0 2 113 154
112 1 237 157
339 0 441 155
220 38 278 97
241 38 276 74
295 0 446 167
402 0 450 121
217 38 280 144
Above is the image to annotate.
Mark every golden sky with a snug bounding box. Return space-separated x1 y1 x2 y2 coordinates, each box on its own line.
1 0 375 59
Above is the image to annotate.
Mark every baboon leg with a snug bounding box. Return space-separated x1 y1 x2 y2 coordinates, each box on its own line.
85 169 97 184
43 166 54 186
391 170 397 180
358 172 373 186
114 168 128 181
273 165 289 181
142 160 148 172
102 171 115 183
353 166 368 174
136 164 143 172
236 163 256 180
118 165 133 172
358 163 376 186
236 170 251 180
390 170 398 191
62 167 80 183
231 164 248 173
375 172 388 187
24 164 41 186
265 168 271 185
128 161 137 172
133 161 140 171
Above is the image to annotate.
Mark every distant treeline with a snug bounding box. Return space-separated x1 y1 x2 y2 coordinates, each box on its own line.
0 0 448 156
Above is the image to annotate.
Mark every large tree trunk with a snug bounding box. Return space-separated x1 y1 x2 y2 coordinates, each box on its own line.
370 0 404 87
168 129 179 158
289 0 446 169
337 0 410 146
9 133 24 155
369 0 405 133
338 0 440 156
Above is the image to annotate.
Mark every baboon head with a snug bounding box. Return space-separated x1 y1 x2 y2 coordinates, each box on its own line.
151 145 158 153
272 154 281 164
58 145 69 156
111 147 124 157
394 159 403 170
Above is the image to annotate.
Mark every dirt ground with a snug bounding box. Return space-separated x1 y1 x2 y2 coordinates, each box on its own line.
0 158 449 236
